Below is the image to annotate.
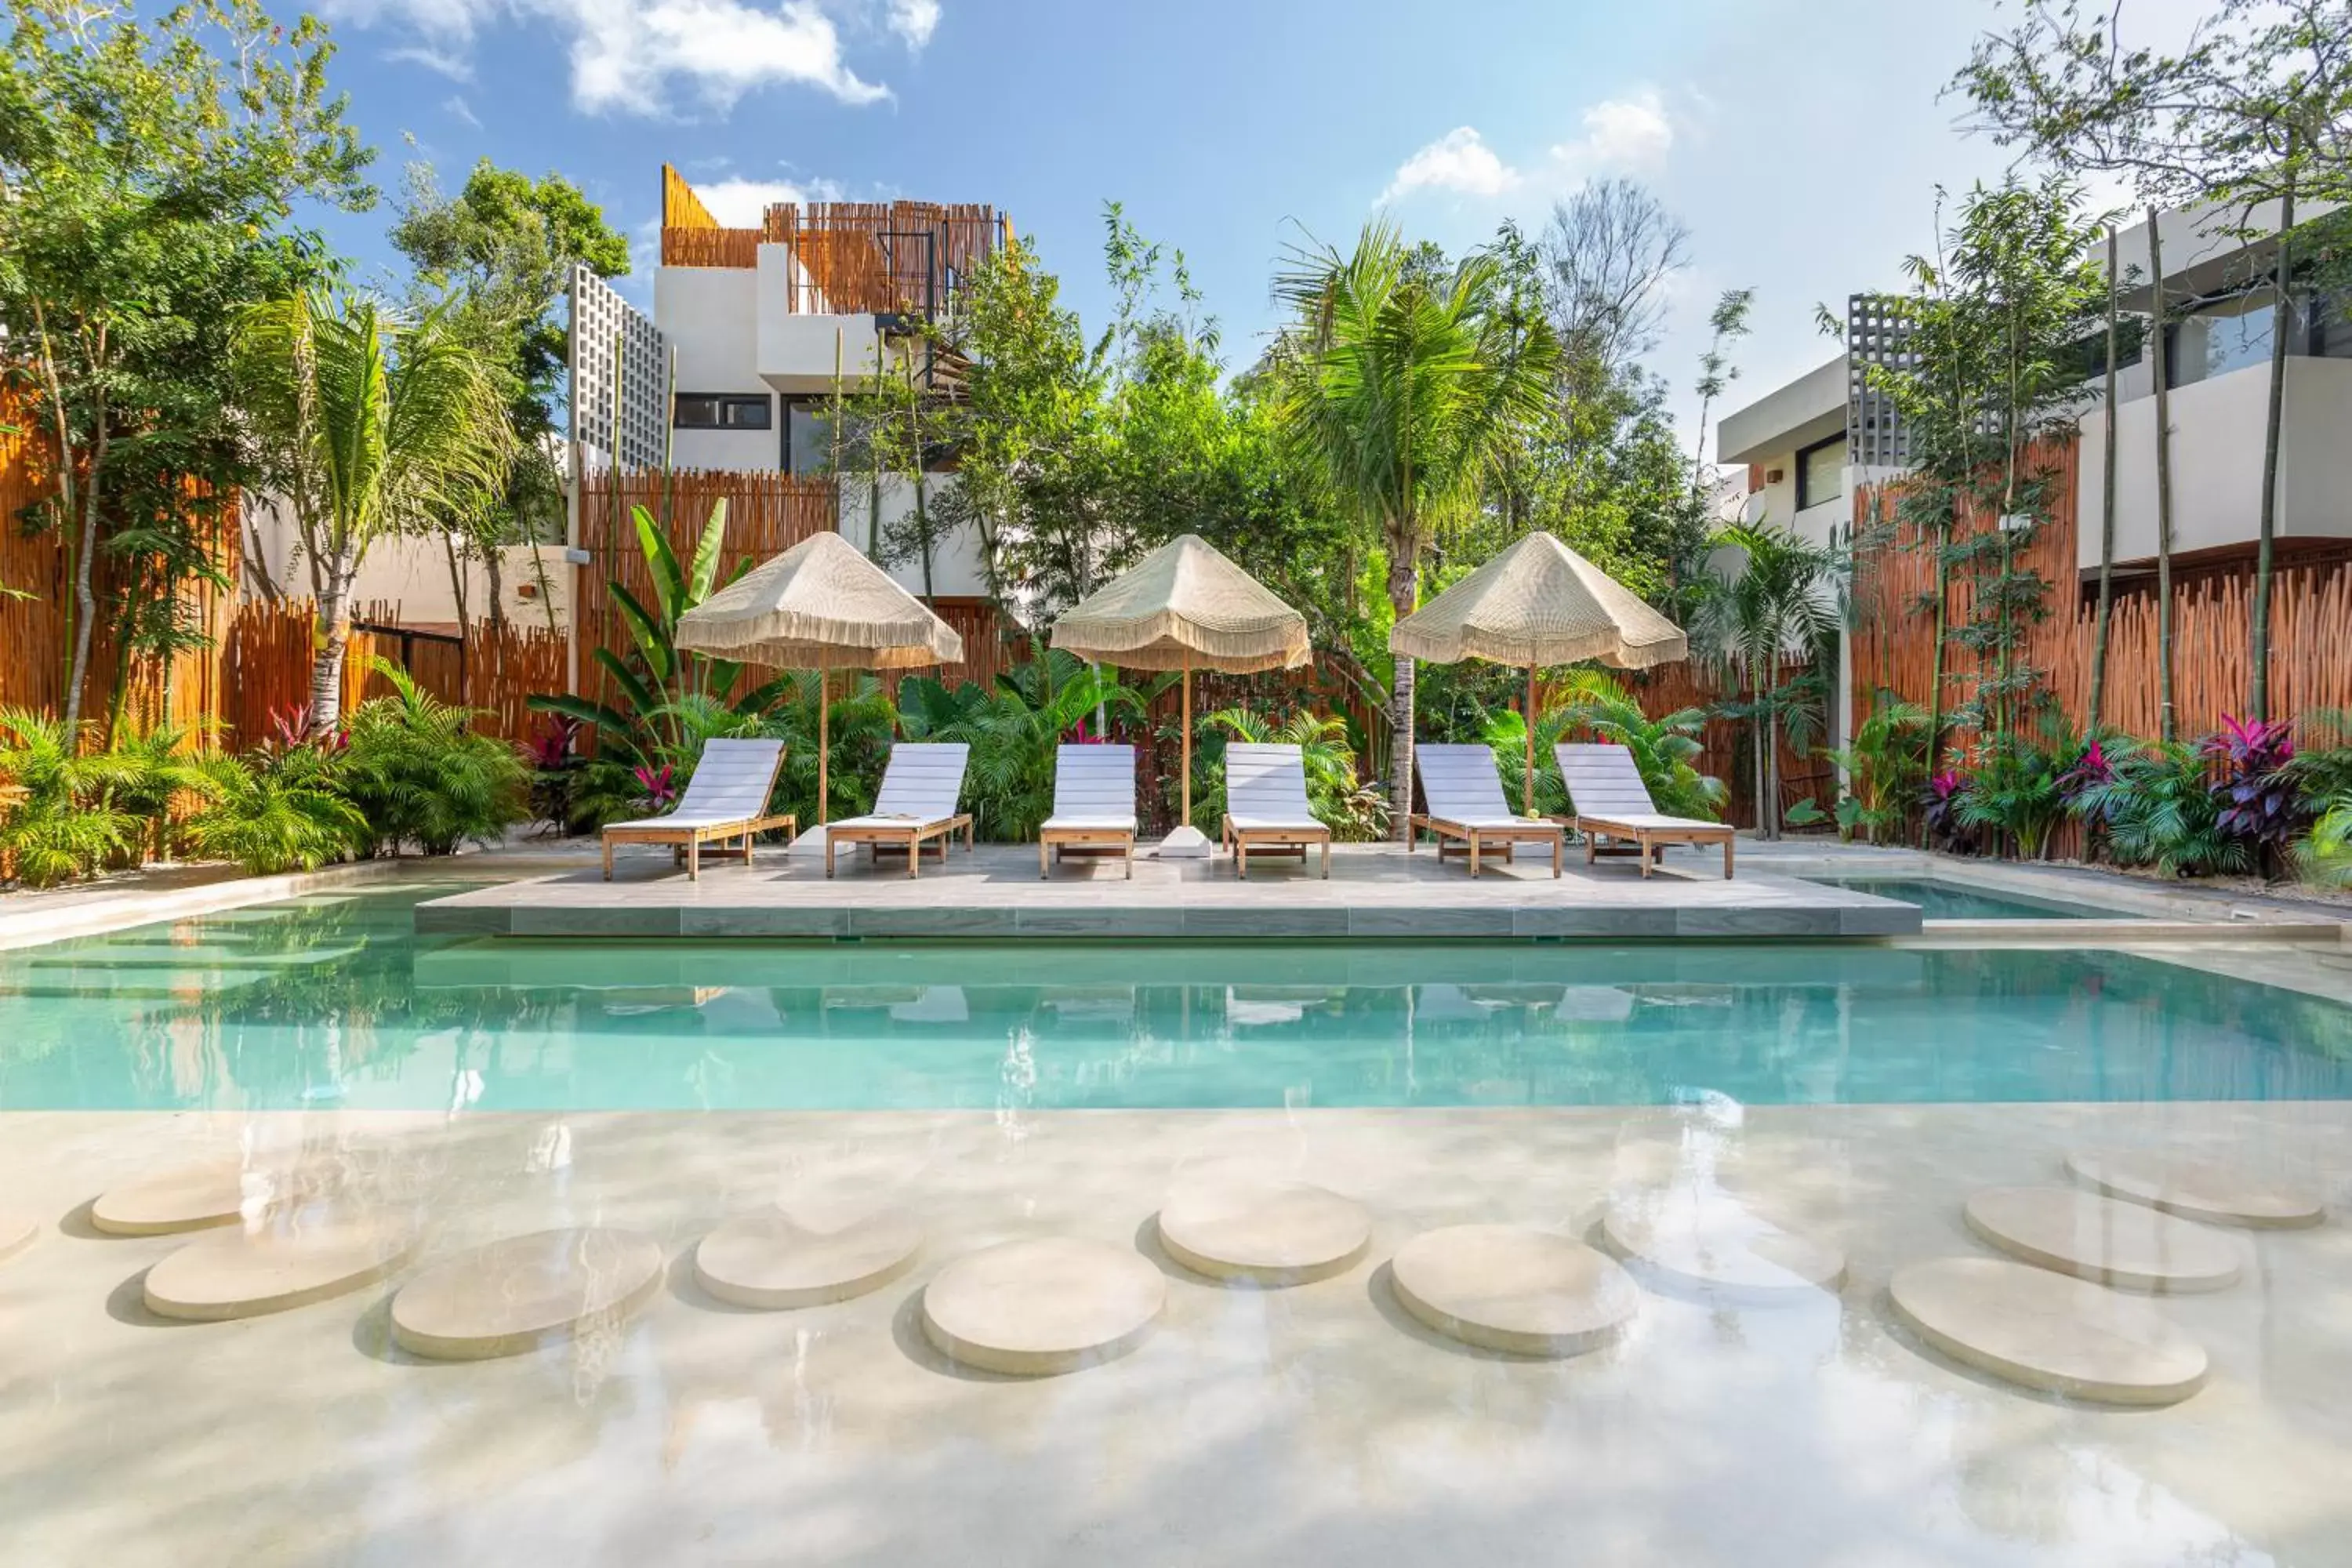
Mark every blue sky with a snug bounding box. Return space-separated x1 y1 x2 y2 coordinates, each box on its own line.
312 0 2211 453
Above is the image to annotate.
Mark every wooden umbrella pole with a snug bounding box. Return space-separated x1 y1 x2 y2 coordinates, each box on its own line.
817 668 829 826
1181 655 1192 828
1524 663 1537 818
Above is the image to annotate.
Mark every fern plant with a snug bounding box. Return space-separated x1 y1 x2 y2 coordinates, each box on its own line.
1820 695 1929 844
0 709 140 886
340 659 527 855
184 750 366 873
103 720 215 863
1955 731 2071 860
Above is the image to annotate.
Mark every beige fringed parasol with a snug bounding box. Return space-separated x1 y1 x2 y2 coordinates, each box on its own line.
1389 531 1688 816
676 531 962 828
1051 534 1309 840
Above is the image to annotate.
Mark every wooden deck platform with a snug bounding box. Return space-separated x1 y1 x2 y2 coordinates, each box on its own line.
414 842 1922 942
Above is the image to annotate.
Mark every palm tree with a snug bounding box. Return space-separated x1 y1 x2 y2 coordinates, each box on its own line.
1273 222 1559 837
235 291 511 730
1694 523 1841 842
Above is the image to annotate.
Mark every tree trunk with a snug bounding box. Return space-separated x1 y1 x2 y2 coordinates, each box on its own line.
914 470 934 604
484 546 507 633
2148 207 2178 743
63 413 105 736
311 561 354 732
1385 547 1417 842
2252 168 2294 724
1764 703 1782 843
2090 225 2120 732
1919 527 1950 848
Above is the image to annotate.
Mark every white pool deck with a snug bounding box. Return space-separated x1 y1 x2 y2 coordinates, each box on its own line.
5 1101 2352 1566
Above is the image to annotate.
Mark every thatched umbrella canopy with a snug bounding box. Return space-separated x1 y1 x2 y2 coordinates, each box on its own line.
677 531 961 825
1051 534 1308 835
1390 531 1687 815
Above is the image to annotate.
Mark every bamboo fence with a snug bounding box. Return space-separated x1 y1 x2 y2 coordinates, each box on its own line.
1847 437 2352 747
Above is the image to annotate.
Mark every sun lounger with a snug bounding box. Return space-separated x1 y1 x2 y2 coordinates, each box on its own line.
600 738 794 881
1407 742 1563 877
1555 742 1734 879
1219 742 1330 879
825 742 975 879
1038 743 1137 878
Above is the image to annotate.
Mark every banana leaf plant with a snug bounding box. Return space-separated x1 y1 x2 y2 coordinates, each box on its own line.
528 499 791 768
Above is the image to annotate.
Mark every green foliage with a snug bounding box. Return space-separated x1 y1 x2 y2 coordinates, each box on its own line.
1193 708 1391 843
2072 740 2251 878
1822 696 1933 844
0 0 373 732
235 289 514 726
1521 669 1725 822
340 660 527 855
925 648 1146 841
0 708 140 885
764 672 897 826
183 749 364 874
2286 710 2352 885
1954 728 2074 860
1693 522 1842 839
530 499 783 777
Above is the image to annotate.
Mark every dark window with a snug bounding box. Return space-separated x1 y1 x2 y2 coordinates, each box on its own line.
782 397 832 474
673 393 772 430
1796 435 1844 512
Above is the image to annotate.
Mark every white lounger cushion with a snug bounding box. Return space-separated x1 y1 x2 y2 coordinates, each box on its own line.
831 742 969 830
1225 743 1323 833
1414 743 1555 829
604 738 783 831
1554 742 1717 829
1041 745 1137 832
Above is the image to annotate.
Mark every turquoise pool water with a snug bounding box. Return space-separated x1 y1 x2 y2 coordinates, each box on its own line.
2 886 2347 1112
1800 877 2108 920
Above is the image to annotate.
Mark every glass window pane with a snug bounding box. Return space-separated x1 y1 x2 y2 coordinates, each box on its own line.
1798 439 1843 511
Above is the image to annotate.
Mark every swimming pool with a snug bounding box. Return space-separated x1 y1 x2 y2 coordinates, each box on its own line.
3 886 2347 1112
1798 876 2110 920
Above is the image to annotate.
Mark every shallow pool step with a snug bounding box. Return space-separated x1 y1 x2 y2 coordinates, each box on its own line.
24 942 367 971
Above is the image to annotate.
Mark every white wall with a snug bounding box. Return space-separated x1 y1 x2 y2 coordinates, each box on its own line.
2078 356 2352 567
836 474 989 600
241 502 572 630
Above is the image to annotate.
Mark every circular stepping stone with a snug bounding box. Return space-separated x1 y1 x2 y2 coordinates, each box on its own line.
143 1217 419 1321
390 1228 663 1361
91 1163 253 1236
693 1201 921 1309
1389 1224 1639 1358
1890 1256 2208 1406
1157 1180 1369 1286
921 1238 1163 1375
1965 1186 2241 1294
1 1210 38 1265
1602 1188 1846 1296
2066 1150 2325 1230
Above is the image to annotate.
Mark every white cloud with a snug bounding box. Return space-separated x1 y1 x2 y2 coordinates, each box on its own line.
386 42 474 80
1551 89 1674 176
441 93 483 128
1378 126 1521 205
691 175 844 224
1379 93 1679 209
333 0 890 114
886 0 938 48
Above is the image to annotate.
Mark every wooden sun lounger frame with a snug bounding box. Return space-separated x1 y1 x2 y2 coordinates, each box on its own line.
1575 818 1735 879
1219 744 1331 880
825 813 976 878
600 743 796 882
1555 742 1737 880
1406 743 1563 878
1409 815 1563 877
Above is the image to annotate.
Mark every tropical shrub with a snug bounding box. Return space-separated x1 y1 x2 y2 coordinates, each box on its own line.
2286 711 2352 886
1922 771 1976 855
1194 708 1389 842
1955 728 2079 860
914 648 1146 841
1524 670 1725 822
2200 714 2307 872
766 673 896 827
183 748 365 873
1821 695 1929 844
103 721 213 863
529 500 786 770
340 660 528 855
0 709 140 886
2071 741 2249 878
